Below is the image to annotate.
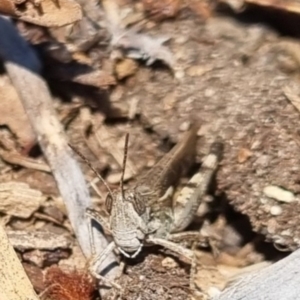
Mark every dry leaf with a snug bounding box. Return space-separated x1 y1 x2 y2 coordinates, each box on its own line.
23 263 45 293
46 62 116 88
142 0 181 21
0 74 36 149
115 58 139 79
283 82 300 107
237 147 253 163
0 0 82 27
192 251 227 299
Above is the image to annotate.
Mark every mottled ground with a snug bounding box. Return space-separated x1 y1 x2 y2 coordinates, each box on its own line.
3 3 300 300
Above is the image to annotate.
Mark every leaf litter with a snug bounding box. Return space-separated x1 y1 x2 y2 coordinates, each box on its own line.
1 0 300 299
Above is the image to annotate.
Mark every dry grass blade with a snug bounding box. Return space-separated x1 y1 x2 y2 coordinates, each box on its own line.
0 223 39 300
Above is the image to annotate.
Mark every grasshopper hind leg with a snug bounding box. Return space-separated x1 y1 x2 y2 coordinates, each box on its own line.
171 139 223 233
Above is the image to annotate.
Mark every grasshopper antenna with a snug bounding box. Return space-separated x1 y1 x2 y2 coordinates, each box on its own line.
120 133 129 198
68 143 114 198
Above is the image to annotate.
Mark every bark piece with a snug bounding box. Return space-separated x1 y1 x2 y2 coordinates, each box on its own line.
0 0 82 27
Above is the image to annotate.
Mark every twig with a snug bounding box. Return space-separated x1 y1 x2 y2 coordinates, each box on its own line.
0 16 119 295
0 149 51 173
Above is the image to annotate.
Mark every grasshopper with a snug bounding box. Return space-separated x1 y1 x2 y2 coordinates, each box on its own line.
70 125 223 288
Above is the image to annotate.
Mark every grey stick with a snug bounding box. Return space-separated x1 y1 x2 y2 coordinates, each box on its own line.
214 249 300 300
0 16 119 293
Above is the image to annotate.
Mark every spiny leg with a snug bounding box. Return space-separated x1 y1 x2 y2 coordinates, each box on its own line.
169 231 209 248
85 208 122 289
199 220 223 258
170 226 223 258
86 207 111 255
189 242 203 299
87 241 122 290
146 236 193 264
171 139 223 233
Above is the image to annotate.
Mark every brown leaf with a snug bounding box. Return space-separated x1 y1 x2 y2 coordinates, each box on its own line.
46 62 116 88
0 74 36 149
115 58 139 80
142 0 181 21
237 147 253 163
23 263 45 293
0 0 82 27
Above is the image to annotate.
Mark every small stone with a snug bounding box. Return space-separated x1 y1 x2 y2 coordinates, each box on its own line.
179 121 191 132
186 65 211 77
270 205 282 216
204 88 216 97
139 275 145 281
163 91 177 110
251 140 261 150
175 36 189 44
161 257 178 269
23 250 45 268
115 58 138 80
263 185 295 203
174 69 185 79
267 219 278 235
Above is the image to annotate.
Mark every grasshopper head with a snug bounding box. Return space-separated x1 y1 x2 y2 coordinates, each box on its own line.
105 191 148 258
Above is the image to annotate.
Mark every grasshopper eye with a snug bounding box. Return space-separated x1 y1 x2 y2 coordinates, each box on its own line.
105 194 113 214
129 195 146 216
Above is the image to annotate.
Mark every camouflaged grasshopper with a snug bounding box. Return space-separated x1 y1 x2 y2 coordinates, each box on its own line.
70 125 223 288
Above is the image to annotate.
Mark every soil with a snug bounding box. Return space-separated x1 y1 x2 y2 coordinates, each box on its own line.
2 2 300 299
